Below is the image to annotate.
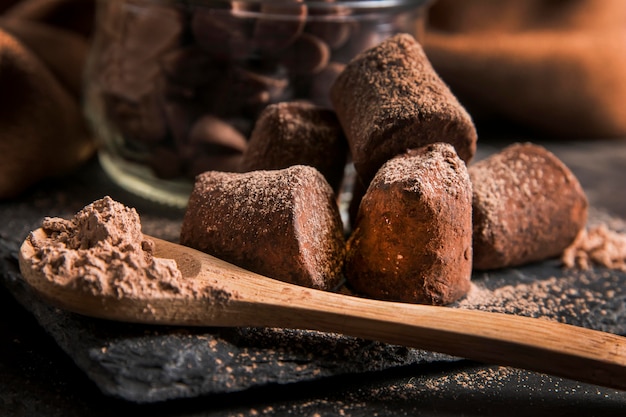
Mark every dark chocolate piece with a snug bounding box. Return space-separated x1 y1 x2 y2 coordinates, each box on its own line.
253 0 307 52
239 101 348 193
330 33 477 185
280 33 330 75
345 143 473 305
180 165 345 290
470 142 588 270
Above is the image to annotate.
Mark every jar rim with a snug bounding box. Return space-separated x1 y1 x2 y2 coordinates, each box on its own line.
171 0 433 10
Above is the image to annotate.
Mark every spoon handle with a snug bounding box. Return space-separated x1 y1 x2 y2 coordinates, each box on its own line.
157 237 626 391
218 283 625 391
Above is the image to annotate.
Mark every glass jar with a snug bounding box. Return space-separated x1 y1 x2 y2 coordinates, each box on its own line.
84 0 433 207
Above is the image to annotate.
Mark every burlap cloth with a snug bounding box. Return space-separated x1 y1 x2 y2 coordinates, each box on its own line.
1 0 624 199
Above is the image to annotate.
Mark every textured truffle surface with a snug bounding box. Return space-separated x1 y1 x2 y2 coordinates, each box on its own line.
470 142 588 270
345 143 473 305
330 33 477 185
239 101 348 193
180 165 345 290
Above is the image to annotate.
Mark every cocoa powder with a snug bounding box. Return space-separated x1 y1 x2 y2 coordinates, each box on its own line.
27 196 201 299
562 224 626 272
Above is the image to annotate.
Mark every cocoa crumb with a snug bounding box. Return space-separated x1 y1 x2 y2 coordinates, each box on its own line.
562 224 626 272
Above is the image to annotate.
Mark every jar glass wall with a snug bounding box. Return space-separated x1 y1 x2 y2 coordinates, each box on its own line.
84 0 433 207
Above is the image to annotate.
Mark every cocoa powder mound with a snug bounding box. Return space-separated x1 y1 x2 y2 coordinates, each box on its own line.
562 224 626 272
27 196 200 299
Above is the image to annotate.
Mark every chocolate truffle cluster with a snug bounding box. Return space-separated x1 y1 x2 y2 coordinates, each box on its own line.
181 33 588 306
88 0 421 182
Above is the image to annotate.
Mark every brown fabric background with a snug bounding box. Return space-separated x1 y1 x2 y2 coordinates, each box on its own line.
425 0 626 139
0 0 624 199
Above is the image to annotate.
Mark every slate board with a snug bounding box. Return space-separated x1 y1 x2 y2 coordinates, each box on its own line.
2 158 626 404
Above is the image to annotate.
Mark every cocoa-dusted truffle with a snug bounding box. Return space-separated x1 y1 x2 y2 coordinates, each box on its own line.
239 101 348 193
330 33 477 185
345 143 473 305
180 165 345 290
470 142 588 270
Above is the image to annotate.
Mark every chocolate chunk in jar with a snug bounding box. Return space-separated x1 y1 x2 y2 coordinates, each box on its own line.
345 143 473 305
279 33 331 75
150 109 247 180
179 115 247 178
180 165 345 290
96 1 185 143
308 61 345 108
329 20 386 64
199 65 291 119
305 0 352 50
253 0 307 52
161 99 200 147
330 33 477 185
239 102 348 193
191 4 252 61
470 143 588 270
102 92 168 144
188 115 248 153
160 46 220 91
231 66 292 112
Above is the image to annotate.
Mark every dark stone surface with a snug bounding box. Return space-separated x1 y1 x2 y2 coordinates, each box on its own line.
2 263 451 403
2 137 626 415
0 159 452 403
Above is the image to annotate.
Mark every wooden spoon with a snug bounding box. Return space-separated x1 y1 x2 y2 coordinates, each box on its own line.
19 228 626 391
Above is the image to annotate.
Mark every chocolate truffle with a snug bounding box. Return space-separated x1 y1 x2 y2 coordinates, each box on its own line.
239 101 348 193
330 33 477 185
345 143 473 305
180 165 345 290
470 142 588 270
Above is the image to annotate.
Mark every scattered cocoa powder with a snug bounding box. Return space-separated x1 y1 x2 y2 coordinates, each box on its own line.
562 224 626 272
407 366 515 393
455 261 626 334
27 196 202 299
457 279 586 322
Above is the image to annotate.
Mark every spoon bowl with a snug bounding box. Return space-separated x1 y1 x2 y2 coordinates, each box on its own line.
18 228 626 391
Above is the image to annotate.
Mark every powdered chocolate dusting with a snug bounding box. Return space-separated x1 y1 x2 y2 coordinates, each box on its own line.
562 224 626 272
330 33 477 184
27 196 202 299
469 143 588 270
239 101 348 193
345 143 472 305
180 165 345 290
